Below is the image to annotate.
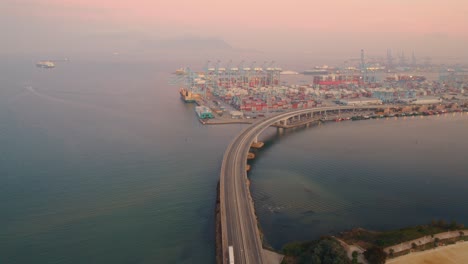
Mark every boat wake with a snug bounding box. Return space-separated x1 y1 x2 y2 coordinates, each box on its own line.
23 85 153 123
25 86 74 105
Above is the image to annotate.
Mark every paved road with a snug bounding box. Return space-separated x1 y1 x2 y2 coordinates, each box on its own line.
219 105 384 264
385 229 468 254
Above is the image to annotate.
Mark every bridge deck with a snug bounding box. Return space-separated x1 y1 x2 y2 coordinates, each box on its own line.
219 105 385 264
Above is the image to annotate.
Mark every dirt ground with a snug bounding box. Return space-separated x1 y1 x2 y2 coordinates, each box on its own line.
387 241 468 264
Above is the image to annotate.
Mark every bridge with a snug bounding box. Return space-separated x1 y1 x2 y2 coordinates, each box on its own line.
219 105 386 264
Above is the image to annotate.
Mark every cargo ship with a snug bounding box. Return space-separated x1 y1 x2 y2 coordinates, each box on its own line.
303 65 337 75
195 106 214 119
179 88 200 103
36 61 55 68
175 68 186 75
303 69 329 75
280 70 299 75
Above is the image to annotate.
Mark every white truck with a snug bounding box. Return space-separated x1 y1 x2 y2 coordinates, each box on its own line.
228 246 234 264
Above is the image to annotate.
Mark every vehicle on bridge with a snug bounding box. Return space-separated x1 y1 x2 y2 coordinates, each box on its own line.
229 246 234 264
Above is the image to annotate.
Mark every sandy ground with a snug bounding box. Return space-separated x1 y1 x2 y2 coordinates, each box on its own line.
387 241 468 264
384 230 468 254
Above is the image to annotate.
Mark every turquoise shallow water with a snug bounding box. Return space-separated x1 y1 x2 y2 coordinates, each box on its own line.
1 56 467 263
250 114 468 250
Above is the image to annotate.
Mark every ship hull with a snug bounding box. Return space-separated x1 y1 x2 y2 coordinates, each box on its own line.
179 88 198 103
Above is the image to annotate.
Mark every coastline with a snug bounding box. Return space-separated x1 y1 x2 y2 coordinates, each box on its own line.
212 103 463 262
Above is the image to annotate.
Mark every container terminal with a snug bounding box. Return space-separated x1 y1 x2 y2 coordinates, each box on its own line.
171 53 468 124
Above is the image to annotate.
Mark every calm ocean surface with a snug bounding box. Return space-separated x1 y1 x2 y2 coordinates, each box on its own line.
251 114 468 250
1 56 467 263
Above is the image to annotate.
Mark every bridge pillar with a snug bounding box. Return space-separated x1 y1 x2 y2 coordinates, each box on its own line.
253 135 258 143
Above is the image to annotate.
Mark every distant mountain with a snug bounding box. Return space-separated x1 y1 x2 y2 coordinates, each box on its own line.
139 37 233 51
162 37 232 50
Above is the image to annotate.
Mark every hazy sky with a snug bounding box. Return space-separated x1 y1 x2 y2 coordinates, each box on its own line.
2 0 468 60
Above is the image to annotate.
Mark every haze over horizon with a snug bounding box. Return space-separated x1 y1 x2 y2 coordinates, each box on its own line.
2 0 468 64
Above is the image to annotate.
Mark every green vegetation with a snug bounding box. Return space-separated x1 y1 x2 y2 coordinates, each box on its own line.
280 220 466 264
340 219 465 248
434 237 440 247
281 237 351 264
351 251 358 264
363 246 387 264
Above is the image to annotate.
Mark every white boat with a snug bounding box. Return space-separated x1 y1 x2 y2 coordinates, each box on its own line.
36 61 55 68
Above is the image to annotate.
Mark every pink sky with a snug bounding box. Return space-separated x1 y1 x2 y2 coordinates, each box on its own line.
2 0 468 56
17 0 467 34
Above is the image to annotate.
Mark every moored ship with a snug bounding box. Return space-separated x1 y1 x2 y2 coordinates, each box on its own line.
175 68 186 75
302 69 329 75
179 88 200 103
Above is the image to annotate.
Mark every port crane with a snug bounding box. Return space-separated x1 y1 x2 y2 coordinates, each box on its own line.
236 60 245 87
212 60 221 94
168 67 187 86
247 61 256 87
203 60 211 99
225 60 233 88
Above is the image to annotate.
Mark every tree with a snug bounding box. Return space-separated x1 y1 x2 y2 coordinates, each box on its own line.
389 248 394 258
411 243 417 250
282 238 351 264
460 231 465 237
352 251 358 264
434 237 440 247
364 246 387 264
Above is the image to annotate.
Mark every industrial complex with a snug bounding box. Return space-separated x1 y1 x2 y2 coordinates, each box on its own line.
172 51 468 124
171 53 468 264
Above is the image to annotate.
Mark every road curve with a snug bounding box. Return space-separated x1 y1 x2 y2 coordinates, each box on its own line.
220 105 384 264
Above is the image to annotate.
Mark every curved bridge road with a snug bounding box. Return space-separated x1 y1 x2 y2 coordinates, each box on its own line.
220 105 384 264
